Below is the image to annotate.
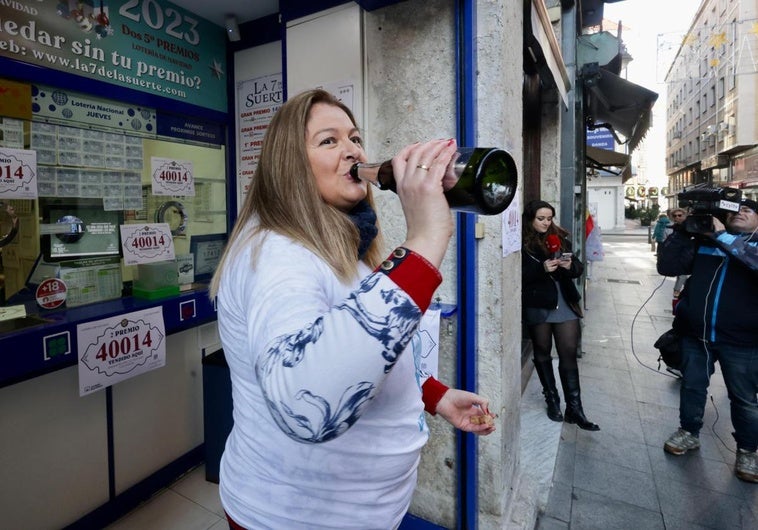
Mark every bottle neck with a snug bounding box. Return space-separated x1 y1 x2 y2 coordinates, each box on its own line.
349 161 396 191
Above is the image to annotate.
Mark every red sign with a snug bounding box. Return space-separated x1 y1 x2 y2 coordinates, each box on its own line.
35 278 67 309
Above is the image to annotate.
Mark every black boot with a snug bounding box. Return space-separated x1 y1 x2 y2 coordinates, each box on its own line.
533 360 563 422
559 368 599 431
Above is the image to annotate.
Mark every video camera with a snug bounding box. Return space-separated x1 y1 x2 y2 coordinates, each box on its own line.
677 184 742 234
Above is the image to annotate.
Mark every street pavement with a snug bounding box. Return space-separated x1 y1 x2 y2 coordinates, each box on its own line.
520 222 758 529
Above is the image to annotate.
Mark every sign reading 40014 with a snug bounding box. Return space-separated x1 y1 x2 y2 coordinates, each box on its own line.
120 223 175 265
0 148 37 199
151 157 194 196
1 164 25 180
131 232 167 250
95 329 154 363
77 308 166 396
157 169 188 182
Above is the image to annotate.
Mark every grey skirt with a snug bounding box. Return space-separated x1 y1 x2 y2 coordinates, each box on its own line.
524 280 580 325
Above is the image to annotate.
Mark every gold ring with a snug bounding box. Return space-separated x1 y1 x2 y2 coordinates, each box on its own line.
417 164 430 171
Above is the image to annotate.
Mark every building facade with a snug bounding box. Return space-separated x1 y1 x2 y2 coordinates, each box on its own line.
665 0 758 205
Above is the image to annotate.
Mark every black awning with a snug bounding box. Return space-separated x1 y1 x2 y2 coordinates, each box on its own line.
586 145 632 182
582 65 658 152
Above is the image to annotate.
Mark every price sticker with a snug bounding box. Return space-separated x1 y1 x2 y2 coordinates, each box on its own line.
120 223 175 265
151 157 195 196
0 147 38 199
35 278 67 309
77 307 166 396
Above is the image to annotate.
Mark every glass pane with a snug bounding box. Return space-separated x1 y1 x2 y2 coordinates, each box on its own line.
0 109 227 308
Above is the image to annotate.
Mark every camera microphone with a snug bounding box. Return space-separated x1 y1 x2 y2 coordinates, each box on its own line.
546 234 561 258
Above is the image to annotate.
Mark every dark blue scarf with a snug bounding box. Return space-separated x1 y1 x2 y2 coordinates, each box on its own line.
348 200 378 259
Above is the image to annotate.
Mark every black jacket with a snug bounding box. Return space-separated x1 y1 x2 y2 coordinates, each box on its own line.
522 238 583 312
657 227 758 346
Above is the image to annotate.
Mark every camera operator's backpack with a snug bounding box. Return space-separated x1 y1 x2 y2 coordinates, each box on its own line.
654 328 681 372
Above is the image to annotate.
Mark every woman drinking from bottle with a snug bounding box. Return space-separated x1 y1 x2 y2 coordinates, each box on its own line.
521 199 599 431
210 89 495 529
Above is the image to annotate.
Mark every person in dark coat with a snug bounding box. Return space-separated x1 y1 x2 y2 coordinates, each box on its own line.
665 208 689 304
521 200 599 431
657 199 758 483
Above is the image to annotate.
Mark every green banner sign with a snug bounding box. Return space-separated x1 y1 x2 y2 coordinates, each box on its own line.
0 1 227 112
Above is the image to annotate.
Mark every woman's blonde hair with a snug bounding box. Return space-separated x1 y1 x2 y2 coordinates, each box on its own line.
209 89 384 298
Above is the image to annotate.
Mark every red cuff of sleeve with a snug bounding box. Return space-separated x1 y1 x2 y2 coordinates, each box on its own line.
375 247 442 313
422 376 449 415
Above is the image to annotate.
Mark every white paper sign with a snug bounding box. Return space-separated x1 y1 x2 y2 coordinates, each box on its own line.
0 304 26 322
120 223 176 265
77 307 166 396
317 81 355 114
176 253 194 285
413 307 441 379
236 73 283 212
501 193 521 257
0 147 38 199
151 157 195 196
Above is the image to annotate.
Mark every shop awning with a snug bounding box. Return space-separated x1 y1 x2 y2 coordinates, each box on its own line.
582 65 658 152
586 145 632 182
586 145 628 167
525 0 571 107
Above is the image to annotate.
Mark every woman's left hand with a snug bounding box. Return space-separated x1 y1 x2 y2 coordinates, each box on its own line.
435 389 496 435
557 257 572 270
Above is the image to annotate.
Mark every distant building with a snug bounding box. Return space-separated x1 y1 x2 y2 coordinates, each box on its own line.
665 0 758 206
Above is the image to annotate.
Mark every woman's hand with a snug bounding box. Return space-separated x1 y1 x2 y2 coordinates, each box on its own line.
395 139 459 268
557 257 572 270
543 258 560 272
435 388 496 435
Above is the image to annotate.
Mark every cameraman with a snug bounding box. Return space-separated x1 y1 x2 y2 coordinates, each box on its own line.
657 198 758 483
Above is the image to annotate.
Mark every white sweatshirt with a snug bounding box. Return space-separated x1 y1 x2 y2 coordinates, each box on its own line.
217 229 439 529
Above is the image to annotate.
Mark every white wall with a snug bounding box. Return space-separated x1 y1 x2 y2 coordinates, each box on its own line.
588 174 625 231
286 4 363 123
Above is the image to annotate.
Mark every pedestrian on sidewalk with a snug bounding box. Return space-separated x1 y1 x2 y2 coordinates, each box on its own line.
521 200 599 431
657 198 758 483
652 212 671 254
664 208 689 309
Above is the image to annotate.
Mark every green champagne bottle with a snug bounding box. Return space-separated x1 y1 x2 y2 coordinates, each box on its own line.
349 147 517 215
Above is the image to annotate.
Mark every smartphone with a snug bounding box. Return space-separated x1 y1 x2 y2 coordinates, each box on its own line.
560 252 572 261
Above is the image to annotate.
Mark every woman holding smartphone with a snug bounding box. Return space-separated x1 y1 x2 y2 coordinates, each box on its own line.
521 200 599 431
